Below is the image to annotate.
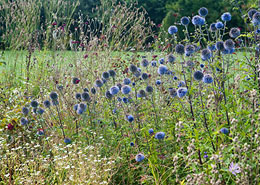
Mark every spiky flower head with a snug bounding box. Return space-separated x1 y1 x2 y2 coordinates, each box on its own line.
216 41 225 51
198 7 208 17
248 9 257 19
75 93 81 100
185 45 195 55
175 44 185 55
224 39 235 50
159 58 164 64
168 25 178 35
129 64 138 73
252 12 260 26
105 91 113 99
108 69 116 78
134 71 141 78
203 74 213 84
192 15 205 26
201 48 212 60
210 23 217 32
158 65 168 75
141 58 149 67
102 71 110 79
121 85 131 95
181 16 190 26
208 44 216 51
123 78 131 85
149 128 154 134
177 87 188 98
78 103 87 111
50 91 58 100
220 127 229 134
229 27 240 38
167 54 176 63
91 87 96 94
141 73 149 80
156 80 161 85
110 86 120 95
155 132 165 139
127 115 134 122
30 100 39 108
22 107 29 115
82 92 91 101
169 88 177 98
137 89 146 98
151 60 157 67
20 117 28 126
221 12 231 22
216 21 224 29
135 153 145 162
37 107 45 115
146 85 153 93
193 71 204 81
95 79 103 88
64 138 72 144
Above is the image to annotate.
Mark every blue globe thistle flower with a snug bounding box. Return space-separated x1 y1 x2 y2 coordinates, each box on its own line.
200 64 205 68
73 104 78 111
220 127 229 134
181 16 190 26
216 41 225 51
75 92 81 100
123 78 131 85
127 115 134 122
122 97 128 103
158 65 168 75
224 39 235 50
229 27 240 38
141 58 149 67
228 48 235 54
64 138 72 144
83 88 89 92
167 54 176 63
198 7 208 17
129 64 138 73
130 142 134 147
173 76 178 80
77 108 84 115
193 71 204 81
72 77 80 84
175 44 185 55
167 70 173 75
121 85 131 95
221 12 231 22
105 90 113 99
134 71 141 78
112 108 117 114
155 132 165 140
192 15 205 26
22 107 29 115
169 88 177 98
108 69 116 78
156 80 161 85
149 128 154 134
135 153 145 162
132 82 136 86
20 117 28 126
117 97 122 102
178 81 186 87
82 92 91 101
49 91 58 101
37 107 45 115
208 44 216 51
159 58 164 64
168 25 178 35
146 85 153 93
95 79 103 88
248 9 257 19
110 86 120 95
137 90 146 98
177 87 188 98
210 23 217 32
255 29 260 34
78 103 87 111
151 60 157 67
30 100 39 108
201 48 212 60
141 73 149 80
252 12 260 25
185 45 195 55
52 100 59 106
216 22 224 29
102 71 110 79
91 87 97 95
203 74 213 84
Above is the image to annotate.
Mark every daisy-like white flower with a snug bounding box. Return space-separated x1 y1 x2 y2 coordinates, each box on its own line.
229 162 241 176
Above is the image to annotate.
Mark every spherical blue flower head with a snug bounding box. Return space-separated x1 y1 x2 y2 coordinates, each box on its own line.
134 71 141 78
203 74 213 84
64 138 72 144
79 103 87 111
123 78 131 85
91 87 97 94
229 27 240 38
73 104 78 111
122 97 128 103
77 108 84 115
177 87 188 98
256 29 260 34
221 12 231 22
201 48 212 60
173 76 178 80
30 100 39 108
132 82 136 86
200 64 205 68
146 85 153 93
224 39 235 50
112 108 117 114
102 71 110 79
37 107 45 115
178 81 186 87
252 12 260 26
135 153 145 162
155 132 165 139
83 88 89 92
167 70 173 75
208 44 216 51
169 88 177 98
199 7 208 17
75 93 81 100
193 71 204 81
105 90 113 99
149 60 156 67
159 58 164 64
20 117 28 126
204 154 208 158
216 41 225 51
248 9 257 19
158 65 168 75
52 100 59 106
175 44 185 55
137 89 146 98
110 86 120 95
167 54 176 63
210 23 217 32
129 64 138 73
121 85 131 95
130 142 134 147
141 58 149 67
95 79 103 88
50 92 58 101
216 22 224 29
168 25 178 35
149 128 154 134
181 16 190 26
108 69 116 78
220 127 229 134
127 115 134 122
192 15 205 26
156 80 161 85
22 107 29 115
185 45 195 55
82 92 91 101
141 73 149 80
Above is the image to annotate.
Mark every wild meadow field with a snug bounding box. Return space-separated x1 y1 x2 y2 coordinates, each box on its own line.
0 0 260 184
